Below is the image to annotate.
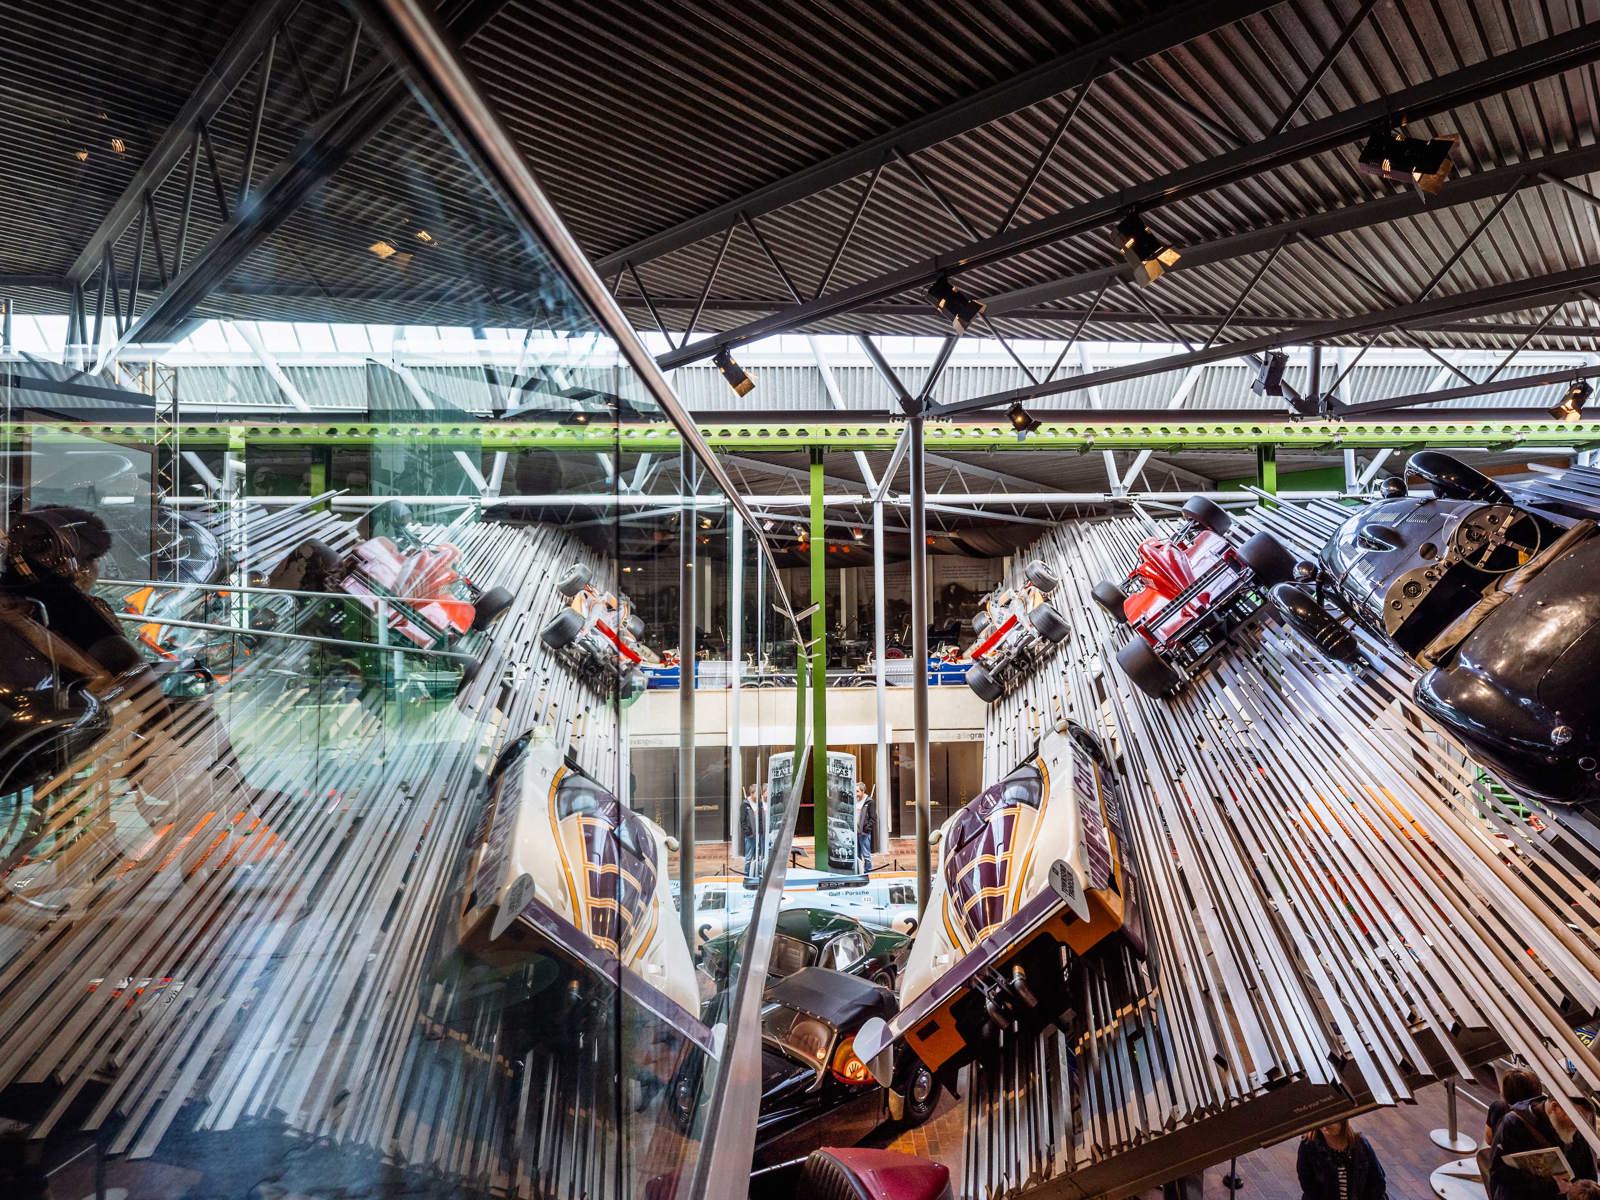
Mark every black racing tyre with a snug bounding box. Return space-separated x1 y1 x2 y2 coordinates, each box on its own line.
470 586 515 631
1237 532 1298 586
889 1059 941 1126
970 609 992 635
556 565 590 598
1092 580 1129 623
1269 583 1360 663
541 607 584 650
1115 637 1182 698
1024 559 1059 595
1406 451 1509 504
1182 496 1232 535
1029 601 1071 644
620 667 648 705
966 662 1003 703
627 613 646 640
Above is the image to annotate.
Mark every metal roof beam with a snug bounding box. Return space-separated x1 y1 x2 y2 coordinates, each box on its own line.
986 142 1600 316
933 261 1600 417
102 0 504 352
590 0 1277 277
64 1 298 286
656 24 1600 369
617 294 1600 341
1336 364 1599 417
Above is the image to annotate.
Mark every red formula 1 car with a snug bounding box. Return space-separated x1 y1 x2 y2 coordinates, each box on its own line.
1093 497 1297 697
539 563 655 702
964 558 1070 702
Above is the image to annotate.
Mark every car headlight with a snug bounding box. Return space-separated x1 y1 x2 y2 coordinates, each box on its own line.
831 1037 870 1085
785 1016 833 1066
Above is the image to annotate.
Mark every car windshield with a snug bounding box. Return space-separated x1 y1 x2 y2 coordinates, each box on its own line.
769 933 818 978
760 1002 834 1070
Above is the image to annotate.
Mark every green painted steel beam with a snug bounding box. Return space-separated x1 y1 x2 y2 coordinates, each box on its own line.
6 419 1599 453
809 449 829 870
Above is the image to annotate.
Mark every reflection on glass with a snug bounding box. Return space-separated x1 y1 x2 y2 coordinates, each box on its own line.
0 12 799 1199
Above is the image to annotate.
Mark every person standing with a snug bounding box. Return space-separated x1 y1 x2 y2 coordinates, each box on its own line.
855 782 877 872
1488 1095 1597 1200
739 785 759 882
1296 1119 1388 1200
1486 1069 1544 1150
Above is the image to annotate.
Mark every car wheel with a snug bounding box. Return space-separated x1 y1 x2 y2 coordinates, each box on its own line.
446 650 481 694
620 667 648 705
1024 558 1059 594
1407 451 1509 504
541 607 584 650
1181 496 1232 535
556 564 591 598
889 1060 941 1126
1029 601 1071 644
627 613 646 640
970 609 992 635
1115 637 1182 698
867 966 896 992
965 662 1003 703
1092 580 1129 624
1269 583 1360 662
470 585 515 631
1236 531 1298 586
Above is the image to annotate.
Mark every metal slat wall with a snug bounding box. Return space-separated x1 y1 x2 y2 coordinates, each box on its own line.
964 489 1600 1199
0 505 656 1196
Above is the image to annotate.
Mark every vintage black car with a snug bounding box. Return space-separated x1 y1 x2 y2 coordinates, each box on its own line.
751 969 939 1175
671 968 939 1175
1272 451 1600 806
698 907 910 993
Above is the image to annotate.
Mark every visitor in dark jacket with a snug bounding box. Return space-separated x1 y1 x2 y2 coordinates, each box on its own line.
1296 1120 1387 1200
1488 1096 1597 1200
1487 1070 1545 1149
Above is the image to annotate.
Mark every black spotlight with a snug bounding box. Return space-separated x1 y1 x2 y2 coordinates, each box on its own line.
1008 402 1041 440
1551 380 1592 423
927 273 985 333
1252 350 1289 398
713 347 755 397
1356 128 1456 195
1116 212 1181 285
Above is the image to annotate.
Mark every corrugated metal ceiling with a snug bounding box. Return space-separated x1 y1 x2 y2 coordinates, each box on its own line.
4 0 1600 361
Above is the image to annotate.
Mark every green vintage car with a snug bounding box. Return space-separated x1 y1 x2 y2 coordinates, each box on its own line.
700 907 910 992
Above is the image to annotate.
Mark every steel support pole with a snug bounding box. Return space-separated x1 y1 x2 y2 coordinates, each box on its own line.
1257 444 1278 506
872 498 889 857
809 448 829 869
728 511 744 848
908 418 932 913
678 446 698 945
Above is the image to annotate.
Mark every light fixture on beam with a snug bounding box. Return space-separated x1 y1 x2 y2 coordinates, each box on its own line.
713 347 755 397
1116 212 1181 285
1008 402 1041 441
1551 379 1592 423
1252 350 1289 398
927 273 985 333
1357 127 1457 195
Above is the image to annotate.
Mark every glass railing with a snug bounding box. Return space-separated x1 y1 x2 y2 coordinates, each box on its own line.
0 1 808 1196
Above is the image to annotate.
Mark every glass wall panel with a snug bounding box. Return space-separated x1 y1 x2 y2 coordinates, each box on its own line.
0 5 802 1197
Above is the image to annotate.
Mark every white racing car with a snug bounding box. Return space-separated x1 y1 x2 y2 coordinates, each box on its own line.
855 721 1145 1087
456 726 706 1048
964 558 1071 702
539 564 654 702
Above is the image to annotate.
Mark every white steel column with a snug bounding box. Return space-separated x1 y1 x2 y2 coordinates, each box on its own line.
728 513 744 846
872 498 890 855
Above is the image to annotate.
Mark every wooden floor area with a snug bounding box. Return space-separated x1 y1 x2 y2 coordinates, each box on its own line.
870 1073 1495 1198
